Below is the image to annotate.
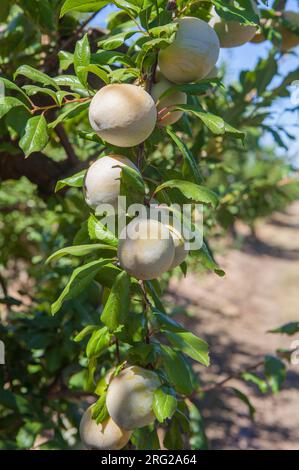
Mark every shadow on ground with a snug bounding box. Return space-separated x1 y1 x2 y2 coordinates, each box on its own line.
168 202 299 450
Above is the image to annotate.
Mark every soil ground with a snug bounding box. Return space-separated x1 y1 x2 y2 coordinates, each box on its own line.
169 202 299 450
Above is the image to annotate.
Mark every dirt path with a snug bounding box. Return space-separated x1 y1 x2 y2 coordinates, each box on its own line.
169 202 299 450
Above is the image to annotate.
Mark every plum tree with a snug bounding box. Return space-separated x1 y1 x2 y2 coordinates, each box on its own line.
2 0 295 452
89 84 157 147
84 154 139 212
210 2 259 48
166 225 189 269
158 16 220 84
278 11 299 51
80 406 132 450
106 366 160 430
118 218 175 280
151 76 187 126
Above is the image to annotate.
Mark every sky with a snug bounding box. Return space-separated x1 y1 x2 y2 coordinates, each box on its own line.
91 0 299 164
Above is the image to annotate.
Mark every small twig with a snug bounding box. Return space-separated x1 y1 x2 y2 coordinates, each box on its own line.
45 12 102 70
197 360 264 394
30 97 91 115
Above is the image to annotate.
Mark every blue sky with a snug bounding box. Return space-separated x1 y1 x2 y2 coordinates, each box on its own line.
92 0 299 164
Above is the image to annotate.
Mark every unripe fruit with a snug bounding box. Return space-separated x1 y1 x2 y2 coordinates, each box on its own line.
279 11 299 51
106 366 160 430
80 406 132 450
167 225 189 269
151 76 187 126
118 218 175 280
210 2 259 48
89 84 157 147
84 155 139 212
158 17 220 84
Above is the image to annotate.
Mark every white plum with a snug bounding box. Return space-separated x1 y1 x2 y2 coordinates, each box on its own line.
158 17 220 84
84 154 139 212
80 406 132 450
151 76 187 126
210 2 259 48
118 218 175 280
167 225 189 269
106 366 160 430
279 11 299 51
89 84 157 147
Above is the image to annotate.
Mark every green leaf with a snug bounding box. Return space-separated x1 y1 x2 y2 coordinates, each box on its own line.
231 387 256 420
145 280 166 313
175 105 225 134
19 115 49 157
153 310 183 332
74 34 91 87
86 326 111 358
78 130 104 143
153 388 177 423
49 101 89 128
153 310 209 366
91 392 109 424
154 180 218 208
166 127 203 184
223 122 245 141
60 0 109 17
98 31 137 50
88 214 118 247
58 51 74 71
0 77 31 103
74 325 98 342
161 345 194 395
163 416 184 450
0 389 32 414
47 243 117 263
269 322 299 336
16 421 42 449
77 65 109 84
165 331 209 367
264 355 286 394
119 165 145 206
191 241 225 277
0 97 27 120
131 428 160 450
242 372 268 394
101 271 131 332
51 259 110 315
53 75 86 90
22 85 58 103
55 169 86 192
213 0 260 25
14 65 59 90
149 23 178 38
170 79 224 96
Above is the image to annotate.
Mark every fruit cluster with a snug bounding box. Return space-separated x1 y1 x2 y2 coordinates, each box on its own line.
79 3 299 450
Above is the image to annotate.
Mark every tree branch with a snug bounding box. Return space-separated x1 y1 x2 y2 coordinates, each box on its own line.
197 360 264 394
0 149 67 196
55 123 79 165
